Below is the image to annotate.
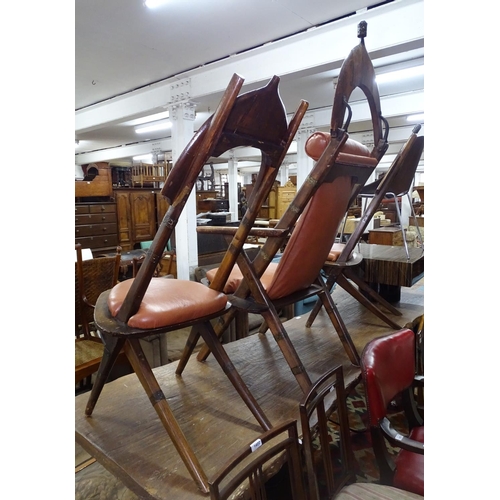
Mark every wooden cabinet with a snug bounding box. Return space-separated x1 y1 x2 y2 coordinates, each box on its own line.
75 201 119 254
114 189 169 250
276 183 297 219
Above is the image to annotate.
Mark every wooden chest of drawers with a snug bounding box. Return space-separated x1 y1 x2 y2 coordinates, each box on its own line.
75 202 119 254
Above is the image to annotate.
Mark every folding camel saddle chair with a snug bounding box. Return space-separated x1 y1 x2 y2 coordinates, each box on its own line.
85 73 309 494
305 126 425 331
177 21 389 394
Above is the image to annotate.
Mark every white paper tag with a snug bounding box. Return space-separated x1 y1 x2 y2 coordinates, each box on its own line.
250 439 262 453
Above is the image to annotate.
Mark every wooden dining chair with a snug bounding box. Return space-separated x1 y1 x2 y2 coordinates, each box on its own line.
360 328 424 496
305 127 425 331
299 364 423 500
180 21 389 394
75 243 126 387
84 73 309 494
208 419 306 500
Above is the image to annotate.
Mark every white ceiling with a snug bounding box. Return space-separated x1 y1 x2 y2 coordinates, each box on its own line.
75 0 424 171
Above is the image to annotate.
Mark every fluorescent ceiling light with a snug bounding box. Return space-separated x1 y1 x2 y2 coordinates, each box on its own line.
133 154 153 161
376 66 424 84
407 113 424 122
144 0 170 8
124 111 169 127
135 121 172 134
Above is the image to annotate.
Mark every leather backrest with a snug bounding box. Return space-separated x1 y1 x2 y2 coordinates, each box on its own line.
266 138 372 300
361 328 416 425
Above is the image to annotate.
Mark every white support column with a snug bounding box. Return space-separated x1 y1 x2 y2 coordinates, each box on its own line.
227 153 239 222
278 161 290 186
169 101 197 280
295 114 316 190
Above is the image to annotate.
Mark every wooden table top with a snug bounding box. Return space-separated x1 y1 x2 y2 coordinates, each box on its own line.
75 284 423 499
358 243 424 287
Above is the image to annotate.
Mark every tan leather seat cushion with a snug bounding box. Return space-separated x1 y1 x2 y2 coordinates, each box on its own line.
206 262 279 294
327 242 346 262
107 277 228 329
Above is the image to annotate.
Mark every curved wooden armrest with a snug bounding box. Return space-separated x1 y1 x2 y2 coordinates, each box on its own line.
380 417 424 455
196 225 289 238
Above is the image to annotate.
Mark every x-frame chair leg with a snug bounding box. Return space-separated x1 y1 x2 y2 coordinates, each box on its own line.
259 306 313 394
315 282 360 366
336 273 403 329
124 338 210 493
85 333 126 416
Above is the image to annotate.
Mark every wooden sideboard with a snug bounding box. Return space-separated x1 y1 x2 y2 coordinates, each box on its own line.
75 201 119 254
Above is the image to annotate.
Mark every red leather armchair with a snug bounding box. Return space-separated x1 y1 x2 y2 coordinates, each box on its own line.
360 328 424 496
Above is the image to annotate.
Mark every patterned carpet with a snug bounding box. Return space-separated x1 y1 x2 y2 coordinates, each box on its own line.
323 382 408 484
264 382 410 500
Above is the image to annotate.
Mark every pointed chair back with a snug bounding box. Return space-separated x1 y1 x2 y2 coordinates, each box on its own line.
115 73 245 324
195 21 389 388
233 20 388 301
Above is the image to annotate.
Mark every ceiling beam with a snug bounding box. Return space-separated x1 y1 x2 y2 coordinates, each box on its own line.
75 0 423 134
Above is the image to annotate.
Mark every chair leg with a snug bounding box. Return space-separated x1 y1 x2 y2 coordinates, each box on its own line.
305 297 323 328
85 333 126 416
175 325 202 375
342 268 402 317
305 270 338 328
407 193 424 248
337 273 403 330
261 308 313 394
318 287 360 366
124 338 210 494
197 322 272 431
195 309 236 363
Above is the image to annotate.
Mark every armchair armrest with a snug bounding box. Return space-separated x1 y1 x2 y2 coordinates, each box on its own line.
380 417 424 455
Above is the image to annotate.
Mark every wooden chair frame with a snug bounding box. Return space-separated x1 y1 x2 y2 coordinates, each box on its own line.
179 22 389 394
299 365 356 500
208 419 306 500
84 73 309 493
75 243 123 385
306 127 424 331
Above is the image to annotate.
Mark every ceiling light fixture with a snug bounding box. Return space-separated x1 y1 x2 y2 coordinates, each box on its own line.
135 122 172 134
376 65 424 84
144 0 170 8
124 111 169 127
133 154 153 161
407 113 424 122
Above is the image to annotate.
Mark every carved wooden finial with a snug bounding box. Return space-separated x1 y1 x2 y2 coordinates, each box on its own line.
357 21 367 40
